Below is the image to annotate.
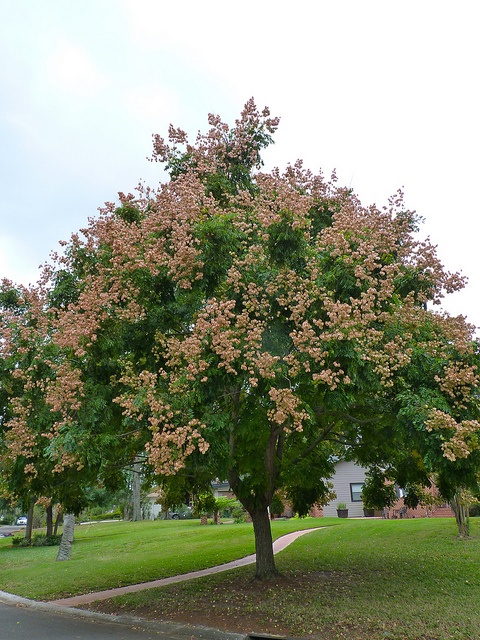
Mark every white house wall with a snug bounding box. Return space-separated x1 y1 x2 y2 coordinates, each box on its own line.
145 492 163 520
323 460 368 517
149 502 162 519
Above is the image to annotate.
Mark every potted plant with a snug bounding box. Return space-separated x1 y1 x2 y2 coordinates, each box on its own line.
336 502 348 518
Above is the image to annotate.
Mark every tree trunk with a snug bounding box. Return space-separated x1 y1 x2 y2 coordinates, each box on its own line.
56 513 75 561
46 504 53 537
132 457 142 521
250 506 278 580
54 508 62 535
451 491 470 539
227 394 280 580
25 500 35 544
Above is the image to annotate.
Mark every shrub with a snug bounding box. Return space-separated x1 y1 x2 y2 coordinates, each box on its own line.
192 493 217 517
12 533 62 547
469 503 480 517
230 501 249 523
270 493 285 517
87 510 122 522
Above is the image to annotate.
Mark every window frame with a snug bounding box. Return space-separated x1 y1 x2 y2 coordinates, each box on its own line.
350 482 364 502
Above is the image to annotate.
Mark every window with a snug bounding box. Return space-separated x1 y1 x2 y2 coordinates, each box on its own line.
350 482 364 502
395 485 405 498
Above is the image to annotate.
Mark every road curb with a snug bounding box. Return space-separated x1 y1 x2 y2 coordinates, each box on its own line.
0 590 245 640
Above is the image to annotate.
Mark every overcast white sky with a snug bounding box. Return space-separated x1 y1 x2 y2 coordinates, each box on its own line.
1 1 479 332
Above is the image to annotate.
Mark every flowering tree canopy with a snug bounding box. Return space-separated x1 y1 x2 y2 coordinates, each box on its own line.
0 281 128 521
1 100 479 575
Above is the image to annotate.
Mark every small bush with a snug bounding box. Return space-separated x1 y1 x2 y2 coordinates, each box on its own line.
469 503 480 517
88 510 122 521
270 493 285 516
230 502 248 523
12 533 62 547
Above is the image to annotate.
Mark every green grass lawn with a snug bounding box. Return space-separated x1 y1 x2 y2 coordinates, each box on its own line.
0 517 323 600
1 517 479 639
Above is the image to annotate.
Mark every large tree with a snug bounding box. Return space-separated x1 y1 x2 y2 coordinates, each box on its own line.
2 101 479 577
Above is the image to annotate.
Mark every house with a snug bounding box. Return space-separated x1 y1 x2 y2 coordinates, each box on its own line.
321 460 369 517
320 460 454 519
144 480 235 520
145 490 163 520
146 464 454 520
211 480 235 500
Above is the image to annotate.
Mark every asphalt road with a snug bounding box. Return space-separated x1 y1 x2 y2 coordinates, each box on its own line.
0 601 163 639
0 597 244 640
0 525 24 537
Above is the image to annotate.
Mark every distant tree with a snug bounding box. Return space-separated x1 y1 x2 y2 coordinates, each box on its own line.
193 492 217 522
2 101 479 577
0 281 63 536
0 279 138 540
361 467 398 511
388 320 480 537
349 309 480 536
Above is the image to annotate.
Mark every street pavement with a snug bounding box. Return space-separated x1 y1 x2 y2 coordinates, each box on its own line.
0 600 164 639
0 595 244 640
0 525 24 537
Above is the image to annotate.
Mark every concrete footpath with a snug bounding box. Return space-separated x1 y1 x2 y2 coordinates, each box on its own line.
0 527 323 640
52 528 323 607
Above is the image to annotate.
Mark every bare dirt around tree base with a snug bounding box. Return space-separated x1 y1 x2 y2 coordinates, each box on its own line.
81 571 368 639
